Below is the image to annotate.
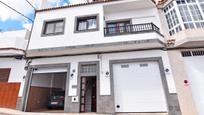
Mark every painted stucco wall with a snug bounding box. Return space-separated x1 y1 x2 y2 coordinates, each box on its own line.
0 30 28 49
105 7 161 27
183 55 204 115
168 50 197 115
30 50 176 96
0 58 26 97
28 1 162 50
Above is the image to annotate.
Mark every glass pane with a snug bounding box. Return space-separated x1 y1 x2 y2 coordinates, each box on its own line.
201 4 204 13
184 23 195 29
81 90 85 96
81 105 85 111
176 0 185 4
189 5 203 21
107 24 117 34
45 23 55 34
78 21 87 31
81 97 85 103
178 6 192 22
82 84 86 90
87 18 97 29
199 0 204 2
55 22 64 33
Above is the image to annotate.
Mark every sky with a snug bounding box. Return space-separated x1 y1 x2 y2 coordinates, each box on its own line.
0 0 87 31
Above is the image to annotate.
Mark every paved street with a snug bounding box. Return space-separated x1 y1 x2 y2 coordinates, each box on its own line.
0 108 111 115
0 108 169 115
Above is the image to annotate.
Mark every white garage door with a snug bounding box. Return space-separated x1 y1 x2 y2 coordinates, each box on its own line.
113 61 167 112
184 56 204 115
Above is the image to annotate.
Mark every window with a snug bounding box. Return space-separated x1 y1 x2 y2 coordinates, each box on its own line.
0 68 11 82
75 14 99 32
177 1 204 29
164 3 182 35
200 2 204 13
42 19 65 36
106 21 131 34
164 0 204 36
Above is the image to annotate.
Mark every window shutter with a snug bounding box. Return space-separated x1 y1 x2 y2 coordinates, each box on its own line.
0 68 11 82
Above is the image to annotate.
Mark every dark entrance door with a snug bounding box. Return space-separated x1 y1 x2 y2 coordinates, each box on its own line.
80 77 96 112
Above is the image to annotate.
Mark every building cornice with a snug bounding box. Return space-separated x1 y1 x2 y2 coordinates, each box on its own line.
0 47 25 52
37 0 115 12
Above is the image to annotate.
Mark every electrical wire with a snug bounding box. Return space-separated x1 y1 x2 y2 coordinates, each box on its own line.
0 0 34 22
24 0 37 10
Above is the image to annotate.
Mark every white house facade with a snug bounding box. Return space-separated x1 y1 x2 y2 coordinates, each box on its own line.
0 30 29 109
19 0 184 115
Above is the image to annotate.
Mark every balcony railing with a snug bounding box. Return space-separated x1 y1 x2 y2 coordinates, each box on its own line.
104 23 161 36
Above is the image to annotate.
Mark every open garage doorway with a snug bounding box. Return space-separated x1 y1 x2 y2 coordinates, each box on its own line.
26 72 67 112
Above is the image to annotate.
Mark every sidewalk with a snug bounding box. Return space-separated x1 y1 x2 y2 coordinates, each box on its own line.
0 108 111 115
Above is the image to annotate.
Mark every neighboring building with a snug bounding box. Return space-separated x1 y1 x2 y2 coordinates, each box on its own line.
21 0 182 114
0 30 30 109
157 0 204 115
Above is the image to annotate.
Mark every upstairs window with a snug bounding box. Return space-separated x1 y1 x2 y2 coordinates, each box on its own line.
106 21 131 34
75 14 99 32
0 68 11 82
164 0 204 36
42 19 65 36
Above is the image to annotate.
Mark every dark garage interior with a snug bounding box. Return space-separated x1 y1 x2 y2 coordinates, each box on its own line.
26 72 67 112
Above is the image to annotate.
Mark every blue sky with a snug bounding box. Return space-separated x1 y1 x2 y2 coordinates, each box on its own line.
0 0 71 31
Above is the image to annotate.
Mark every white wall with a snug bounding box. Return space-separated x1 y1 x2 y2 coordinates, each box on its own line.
30 50 176 96
0 30 28 49
105 8 160 26
28 1 162 50
0 58 27 97
183 56 204 115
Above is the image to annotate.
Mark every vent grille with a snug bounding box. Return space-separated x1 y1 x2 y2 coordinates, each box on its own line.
140 64 148 67
121 64 129 68
181 51 192 57
181 50 204 57
192 50 204 56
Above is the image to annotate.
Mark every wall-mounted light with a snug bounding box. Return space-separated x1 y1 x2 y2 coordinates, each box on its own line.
184 80 189 86
106 71 109 76
105 71 110 78
70 73 74 79
165 68 170 73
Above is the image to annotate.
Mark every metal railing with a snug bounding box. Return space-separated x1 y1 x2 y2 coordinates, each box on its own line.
104 23 160 36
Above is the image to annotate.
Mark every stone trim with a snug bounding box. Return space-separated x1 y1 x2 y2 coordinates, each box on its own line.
21 63 70 112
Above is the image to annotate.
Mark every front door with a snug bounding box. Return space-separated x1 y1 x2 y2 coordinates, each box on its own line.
80 77 97 112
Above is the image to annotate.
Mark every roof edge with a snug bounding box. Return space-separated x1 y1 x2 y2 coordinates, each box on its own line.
36 0 116 12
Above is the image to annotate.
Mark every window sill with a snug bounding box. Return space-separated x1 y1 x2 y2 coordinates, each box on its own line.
74 28 99 33
41 32 64 37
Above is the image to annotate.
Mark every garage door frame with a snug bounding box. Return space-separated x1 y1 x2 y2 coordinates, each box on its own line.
21 63 70 112
109 57 181 115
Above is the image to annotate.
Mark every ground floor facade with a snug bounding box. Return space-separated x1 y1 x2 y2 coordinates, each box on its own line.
1 49 202 114
19 50 184 115
0 57 27 109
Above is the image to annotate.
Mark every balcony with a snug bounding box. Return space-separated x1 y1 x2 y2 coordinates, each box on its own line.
104 23 162 36
27 22 165 57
